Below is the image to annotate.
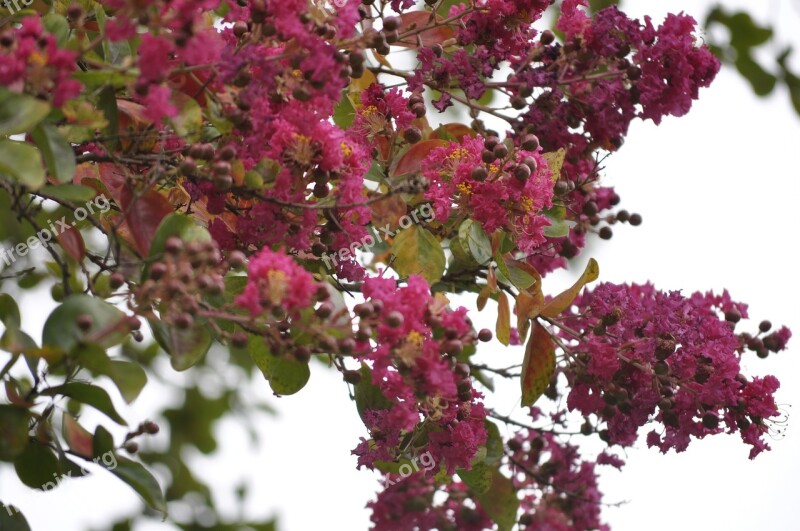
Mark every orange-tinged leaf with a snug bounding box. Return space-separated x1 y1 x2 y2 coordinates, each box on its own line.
487 265 498 291
63 413 93 458
432 123 477 142
397 11 456 49
477 285 491 311
393 139 448 177
496 292 511 346
370 195 407 230
540 258 599 318
56 225 86 262
521 322 556 407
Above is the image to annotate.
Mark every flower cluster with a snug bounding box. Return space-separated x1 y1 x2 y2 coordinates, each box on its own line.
0 17 81 106
508 409 610 531
368 472 493 530
560 283 789 458
236 247 319 316
421 135 554 253
351 276 488 476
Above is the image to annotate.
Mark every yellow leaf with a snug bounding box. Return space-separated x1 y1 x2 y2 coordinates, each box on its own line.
496 292 511 346
521 322 556 407
540 258 599 318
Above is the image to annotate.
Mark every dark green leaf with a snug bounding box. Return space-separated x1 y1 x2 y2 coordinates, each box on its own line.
0 503 31 531
13 442 61 489
735 53 777 97
0 406 30 461
42 382 127 425
111 456 168 515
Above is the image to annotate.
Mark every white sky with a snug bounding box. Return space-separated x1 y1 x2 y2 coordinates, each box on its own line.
2 1 799 530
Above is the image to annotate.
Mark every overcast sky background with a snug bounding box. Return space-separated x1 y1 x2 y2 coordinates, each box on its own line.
1 1 799 530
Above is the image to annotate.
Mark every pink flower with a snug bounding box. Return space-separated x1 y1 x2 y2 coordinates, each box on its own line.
235 248 317 315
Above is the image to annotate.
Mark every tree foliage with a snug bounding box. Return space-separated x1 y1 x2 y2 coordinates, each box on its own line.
0 1 791 530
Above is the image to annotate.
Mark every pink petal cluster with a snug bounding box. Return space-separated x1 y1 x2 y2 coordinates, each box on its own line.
235 247 317 315
0 17 81 107
351 276 488 476
561 282 787 458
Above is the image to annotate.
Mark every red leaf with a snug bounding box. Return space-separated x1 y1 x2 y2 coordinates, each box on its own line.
121 187 174 256
521 322 556 407
56 225 86 262
397 11 456 49
167 69 211 107
393 139 448 177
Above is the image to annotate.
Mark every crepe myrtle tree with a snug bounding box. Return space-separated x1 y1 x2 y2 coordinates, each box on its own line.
0 1 791 530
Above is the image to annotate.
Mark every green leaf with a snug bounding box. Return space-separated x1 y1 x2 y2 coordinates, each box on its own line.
354 364 392 425
92 425 115 457
484 420 503 466
148 319 214 371
32 123 76 184
474 468 519 531
111 456 168 515
391 225 446 284
42 294 127 353
97 85 119 152
170 93 203 141
494 255 537 291
75 345 148 404
39 184 98 203
42 13 70 46
107 361 147 404
149 318 212 371
521 322 556 407
333 91 356 129
458 461 494 494
458 219 492 265
148 213 212 259
0 141 45 190
0 406 30 461
0 503 31 531
13 442 61 489
735 53 777 97
0 294 21 329
41 382 127 425
0 89 51 136
247 335 310 395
